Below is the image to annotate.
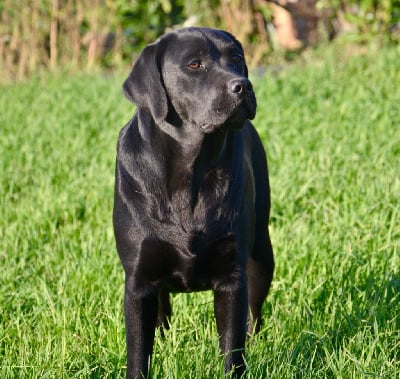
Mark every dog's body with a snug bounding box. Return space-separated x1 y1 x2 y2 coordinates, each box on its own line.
113 27 274 378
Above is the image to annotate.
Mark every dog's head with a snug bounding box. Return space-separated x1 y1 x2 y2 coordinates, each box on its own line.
123 27 256 134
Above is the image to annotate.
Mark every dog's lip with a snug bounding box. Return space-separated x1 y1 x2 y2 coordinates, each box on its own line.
233 95 256 120
244 100 256 119
245 91 257 118
200 95 256 132
225 94 256 117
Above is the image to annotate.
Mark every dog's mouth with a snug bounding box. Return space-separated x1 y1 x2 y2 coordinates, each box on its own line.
199 91 256 133
226 93 257 125
243 94 257 120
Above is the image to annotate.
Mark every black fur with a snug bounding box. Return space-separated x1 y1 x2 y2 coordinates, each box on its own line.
113 27 274 378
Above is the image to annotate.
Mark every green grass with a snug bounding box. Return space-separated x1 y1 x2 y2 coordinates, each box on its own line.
1 44 399 378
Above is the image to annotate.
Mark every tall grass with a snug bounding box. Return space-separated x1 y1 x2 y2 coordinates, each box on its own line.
1 44 399 378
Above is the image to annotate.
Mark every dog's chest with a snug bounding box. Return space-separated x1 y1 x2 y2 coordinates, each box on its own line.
137 226 239 291
146 163 235 227
142 199 240 290
117 137 248 290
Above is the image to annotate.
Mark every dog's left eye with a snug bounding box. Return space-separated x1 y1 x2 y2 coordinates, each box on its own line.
188 60 201 69
232 54 243 63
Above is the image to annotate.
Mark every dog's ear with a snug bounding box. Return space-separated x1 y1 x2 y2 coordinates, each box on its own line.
123 41 168 123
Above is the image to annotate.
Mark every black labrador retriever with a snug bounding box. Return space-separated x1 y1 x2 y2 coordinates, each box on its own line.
113 27 274 378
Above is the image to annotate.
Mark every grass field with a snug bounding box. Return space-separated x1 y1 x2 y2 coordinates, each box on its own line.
1 43 399 378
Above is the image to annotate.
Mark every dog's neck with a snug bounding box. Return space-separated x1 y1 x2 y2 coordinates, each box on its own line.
138 109 230 164
137 109 232 202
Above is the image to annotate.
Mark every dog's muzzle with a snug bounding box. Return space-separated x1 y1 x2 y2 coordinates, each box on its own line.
229 78 253 95
228 78 257 120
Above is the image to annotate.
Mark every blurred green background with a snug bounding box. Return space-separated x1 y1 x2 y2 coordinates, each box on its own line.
1 0 399 81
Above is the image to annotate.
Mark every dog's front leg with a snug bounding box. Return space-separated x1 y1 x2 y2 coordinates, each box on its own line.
214 282 248 378
124 279 158 379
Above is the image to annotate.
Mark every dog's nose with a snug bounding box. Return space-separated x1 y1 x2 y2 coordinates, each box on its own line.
229 78 253 95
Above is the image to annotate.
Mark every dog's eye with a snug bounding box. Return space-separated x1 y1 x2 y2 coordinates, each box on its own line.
232 54 243 63
188 60 201 69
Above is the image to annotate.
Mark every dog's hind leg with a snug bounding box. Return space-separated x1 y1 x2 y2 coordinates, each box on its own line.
248 125 274 334
247 235 274 334
157 287 171 331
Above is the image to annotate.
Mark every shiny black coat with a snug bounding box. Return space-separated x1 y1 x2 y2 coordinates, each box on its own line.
113 27 274 379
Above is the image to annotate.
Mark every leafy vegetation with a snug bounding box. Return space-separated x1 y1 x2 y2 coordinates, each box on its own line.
0 43 399 377
319 0 400 39
1 0 399 80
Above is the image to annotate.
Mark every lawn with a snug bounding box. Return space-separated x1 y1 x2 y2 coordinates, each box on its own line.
1 43 399 378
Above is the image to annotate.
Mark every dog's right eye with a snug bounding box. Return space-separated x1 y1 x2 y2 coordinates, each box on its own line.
232 54 243 63
188 60 201 69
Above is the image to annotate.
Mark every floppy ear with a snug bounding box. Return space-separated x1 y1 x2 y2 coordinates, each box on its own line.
123 42 168 123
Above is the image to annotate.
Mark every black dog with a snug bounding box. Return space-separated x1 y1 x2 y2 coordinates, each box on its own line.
113 27 274 378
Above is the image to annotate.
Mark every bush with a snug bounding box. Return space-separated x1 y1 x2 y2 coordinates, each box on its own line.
0 0 399 81
319 0 400 40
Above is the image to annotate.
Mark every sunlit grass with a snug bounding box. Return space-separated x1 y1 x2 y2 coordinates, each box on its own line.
1 44 399 378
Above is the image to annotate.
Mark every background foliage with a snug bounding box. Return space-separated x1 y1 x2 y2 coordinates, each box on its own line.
0 0 399 80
